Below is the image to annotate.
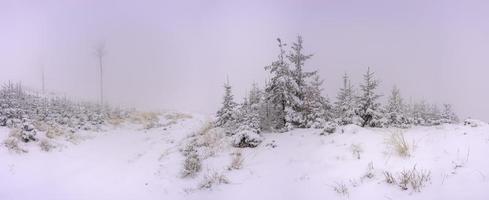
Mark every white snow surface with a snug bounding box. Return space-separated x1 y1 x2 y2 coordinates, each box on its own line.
1 113 489 200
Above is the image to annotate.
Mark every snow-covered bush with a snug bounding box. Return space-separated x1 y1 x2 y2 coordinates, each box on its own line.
231 130 262 148
8 128 36 143
321 121 337 135
162 112 192 127
182 151 201 178
3 136 27 153
44 124 66 139
464 119 484 127
198 171 229 190
440 104 458 124
39 139 56 152
196 127 227 158
0 82 136 147
332 182 349 197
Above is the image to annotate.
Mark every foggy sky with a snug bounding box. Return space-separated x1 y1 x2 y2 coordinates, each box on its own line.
1 0 488 121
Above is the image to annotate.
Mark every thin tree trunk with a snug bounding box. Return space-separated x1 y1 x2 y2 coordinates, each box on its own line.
99 58 103 105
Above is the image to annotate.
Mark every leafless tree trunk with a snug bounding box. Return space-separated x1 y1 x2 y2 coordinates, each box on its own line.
41 65 45 94
94 43 106 105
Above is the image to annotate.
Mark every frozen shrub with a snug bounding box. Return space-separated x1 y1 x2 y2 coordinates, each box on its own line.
192 124 227 158
398 166 431 192
199 127 223 149
165 112 192 121
463 119 484 127
397 170 410 190
9 128 36 143
228 150 244 170
39 139 56 152
232 130 262 148
20 130 37 142
332 182 349 197
384 166 431 192
182 150 201 178
181 141 197 157
107 117 125 126
195 121 213 137
198 171 229 190
45 124 65 139
3 137 27 153
0 82 134 139
321 121 337 135
180 142 196 156
129 112 161 129
383 171 396 184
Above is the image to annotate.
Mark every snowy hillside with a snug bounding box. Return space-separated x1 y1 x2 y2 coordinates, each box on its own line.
1 113 488 200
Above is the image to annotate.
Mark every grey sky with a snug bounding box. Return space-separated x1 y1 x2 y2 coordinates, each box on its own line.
1 0 488 121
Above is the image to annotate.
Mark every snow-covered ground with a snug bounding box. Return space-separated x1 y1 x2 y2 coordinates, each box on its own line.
1 113 489 200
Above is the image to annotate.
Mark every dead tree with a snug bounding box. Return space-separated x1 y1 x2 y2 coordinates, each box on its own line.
94 43 106 105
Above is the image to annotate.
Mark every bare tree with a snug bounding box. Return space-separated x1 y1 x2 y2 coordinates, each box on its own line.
41 66 46 94
94 42 106 105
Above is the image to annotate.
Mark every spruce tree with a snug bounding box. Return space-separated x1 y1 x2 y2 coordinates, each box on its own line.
235 97 260 134
334 73 359 125
385 86 408 128
441 104 458 124
287 35 316 127
303 74 332 128
215 80 237 128
427 104 442 125
356 67 383 127
264 38 301 130
410 101 428 125
248 83 262 106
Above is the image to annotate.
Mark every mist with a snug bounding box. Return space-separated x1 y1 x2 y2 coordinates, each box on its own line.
1 0 488 121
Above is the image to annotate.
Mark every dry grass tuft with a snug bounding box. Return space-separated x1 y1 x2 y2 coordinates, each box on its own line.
129 112 160 129
387 131 412 157
198 171 230 190
3 137 27 153
384 165 431 192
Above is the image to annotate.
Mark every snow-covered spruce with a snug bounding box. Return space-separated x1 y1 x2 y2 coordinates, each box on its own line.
214 80 238 130
214 80 263 148
303 74 332 128
384 86 410 128
334 73 360 126
213 36 460 139
356 67 386 127
264 38 302 130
